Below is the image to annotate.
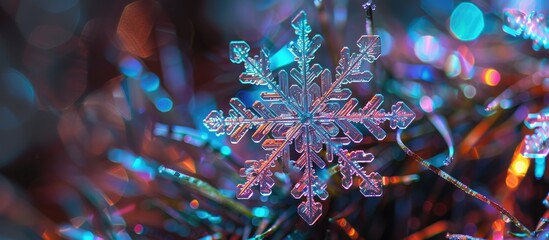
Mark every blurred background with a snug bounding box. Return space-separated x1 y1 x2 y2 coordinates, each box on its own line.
0 0 548 239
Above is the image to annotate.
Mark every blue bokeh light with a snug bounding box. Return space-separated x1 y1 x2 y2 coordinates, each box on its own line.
119 57 143 78
140 72 160 92
155 97 173 112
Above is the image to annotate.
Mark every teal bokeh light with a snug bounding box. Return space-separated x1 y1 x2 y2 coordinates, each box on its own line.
220 146 232 156
449 2 484 41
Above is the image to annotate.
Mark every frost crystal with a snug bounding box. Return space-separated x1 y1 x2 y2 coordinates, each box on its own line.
503 9 549 51
203 11 415 225
520 112 549 158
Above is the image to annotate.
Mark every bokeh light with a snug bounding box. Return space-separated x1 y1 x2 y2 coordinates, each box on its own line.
483 68 501 86
140 72 160 92
155 97 173 113
119 57 143 78
414 35 443 63
378 28 394 56
420 96 434 113
461 84 476 99
449 2 484 41
444 53 461 78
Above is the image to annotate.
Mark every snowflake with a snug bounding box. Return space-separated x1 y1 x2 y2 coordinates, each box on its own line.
503 9 549 51
203 11 415 225
520 111 549 158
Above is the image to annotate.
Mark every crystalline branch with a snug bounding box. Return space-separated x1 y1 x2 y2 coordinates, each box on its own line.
520 112 549 158
203 11 415 225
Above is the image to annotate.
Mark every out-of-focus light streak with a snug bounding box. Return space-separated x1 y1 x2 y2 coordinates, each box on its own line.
331 217 361 240
154 123 208 146
397 129 533 236
428 114 454 165
160 45 187 90
58 226 96 240
449 3 484 41
459 111 499 155
158 165 253 218
0 68 36 130
117 0 155 58
406 220 448 240
107 149 156 179
485 71 549 111
381 174 419 186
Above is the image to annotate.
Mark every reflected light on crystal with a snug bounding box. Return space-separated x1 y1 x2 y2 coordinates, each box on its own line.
414 35 442 63
449 3 484 41
444 54 461 78
420 96 434 112
483 68 500 86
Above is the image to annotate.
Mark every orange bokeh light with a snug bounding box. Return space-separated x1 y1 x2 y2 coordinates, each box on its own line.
483 68 500 86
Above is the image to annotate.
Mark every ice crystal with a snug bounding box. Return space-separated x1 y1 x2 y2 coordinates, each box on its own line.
203 11 415 225
503 9 549 51
520 112 549 158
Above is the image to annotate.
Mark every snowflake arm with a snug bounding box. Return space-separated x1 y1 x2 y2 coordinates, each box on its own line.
236 124 303 199
229 41 302 114
310 35 381 113
520 112 549 158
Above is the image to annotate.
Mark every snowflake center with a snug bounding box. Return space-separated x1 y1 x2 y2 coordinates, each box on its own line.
300 113 314 125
